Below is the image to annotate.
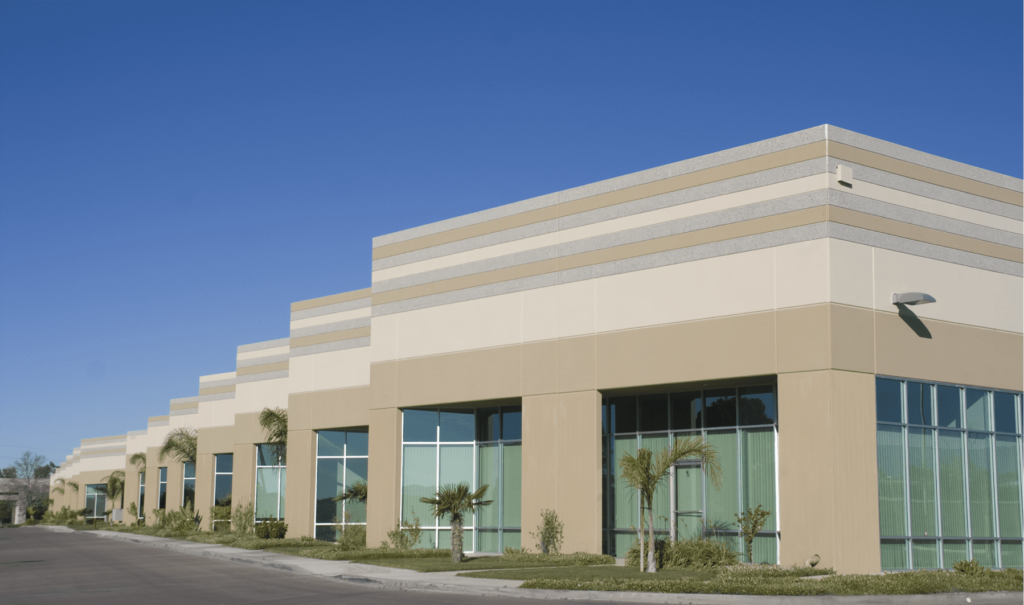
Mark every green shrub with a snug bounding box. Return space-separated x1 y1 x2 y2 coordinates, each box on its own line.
385 515 422 549
531 509 564 554
499 550 614 565
256 520 287 539
41 506 83 526
735 505 771 563
232 501 255 535
952 558 984 575
625 536 740 569
334 524 367 550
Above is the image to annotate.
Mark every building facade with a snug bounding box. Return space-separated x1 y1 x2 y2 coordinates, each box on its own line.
50 126 1023 573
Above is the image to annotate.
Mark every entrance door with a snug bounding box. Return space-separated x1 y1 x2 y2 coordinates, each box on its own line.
673 461 703 540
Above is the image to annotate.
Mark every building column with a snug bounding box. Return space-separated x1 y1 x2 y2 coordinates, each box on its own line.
522 390 602 554
194 453 214 530
366 407 401 547
285 429 316 538
777 369 880 573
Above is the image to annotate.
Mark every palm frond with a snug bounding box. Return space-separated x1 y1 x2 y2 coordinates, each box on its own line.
103 470 126 503
419 482 492 522
331 480 368 504
67 481 79 494
129 452 147 470
52 477 67 495
259 407 288 462
159 427 198 463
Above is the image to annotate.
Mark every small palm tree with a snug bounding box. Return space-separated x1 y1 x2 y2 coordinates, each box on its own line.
419 483 491 563
103 470 126 512
332 480 367 505
259 407 288 464
52 478 79 496
129 452 147 471
619 436 721 573
159 427 198 463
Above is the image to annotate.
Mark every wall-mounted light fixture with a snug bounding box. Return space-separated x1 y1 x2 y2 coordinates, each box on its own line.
892 292 936 305
837 164 854 186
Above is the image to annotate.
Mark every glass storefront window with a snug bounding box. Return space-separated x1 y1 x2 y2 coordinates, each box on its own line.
85 484 108 519
400 404 522 552
255 444 285 521
158 467 167 510
182 462 196 509
876 377 1023 570
602 384 779 563
137 472 145 519
314 429 369 541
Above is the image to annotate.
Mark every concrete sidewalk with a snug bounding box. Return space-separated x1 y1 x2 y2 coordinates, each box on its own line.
47 527 1020 605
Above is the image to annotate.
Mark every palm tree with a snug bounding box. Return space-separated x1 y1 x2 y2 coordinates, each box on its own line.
259 407 288 464
51 478 79 496
619 436 722 573
103 470 126 512
159 427 198 463
332 480 367 505
419 483 491 563
129 452 147 471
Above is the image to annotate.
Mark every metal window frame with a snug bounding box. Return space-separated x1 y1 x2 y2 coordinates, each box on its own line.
313 430 370 539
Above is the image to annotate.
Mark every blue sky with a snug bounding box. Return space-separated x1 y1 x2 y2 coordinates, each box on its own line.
0 0 1020 467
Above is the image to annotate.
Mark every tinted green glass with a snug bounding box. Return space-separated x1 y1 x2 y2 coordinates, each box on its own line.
642 433 670 530
993 392 1017 433
880 539 907 570
403 409 438 442
742 427 776 531
752 535 778 565
995 435 1021 538
438 445 473 524
703 389 737 428
502 530 521 550
906 382 933 426
401 445 435 525
908 428 936 537
965 390 989 431
440 410 474 442
183 479 195 509
938 430 966 537
639 394 669 432
877 425 907 536
478 528 499 553
476 444 500 527
613 532 635 558
676 464 703 513
159 467 167 481
256 468 282 520
973 540 996 567
214 474 232 507
670 392 701 430
215 453 233 473
183 462 196 479
967 433 995 537
912 540 938 569
612 435 638 530
347 430 369 456
706 430 738 530
1001 541 1023 568
502 443 522 527
877 379 903 424
345 458 368 523
942 540 968 567
501 406 522 441
739 385 776 426
317 430 346 457
257 444 282 466
937 386 961 429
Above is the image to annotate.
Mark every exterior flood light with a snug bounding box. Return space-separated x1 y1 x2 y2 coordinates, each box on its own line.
892 292 936 305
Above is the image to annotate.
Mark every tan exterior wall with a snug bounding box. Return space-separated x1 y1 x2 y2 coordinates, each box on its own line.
284 429 316 538
366 407 402 547
522 391 602 554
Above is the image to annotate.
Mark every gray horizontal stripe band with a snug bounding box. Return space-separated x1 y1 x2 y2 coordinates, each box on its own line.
374 189 830 294
170 408 199 417
373 159 827 273
372 224 829 317
828 126 1023 193
827 158 1023 221
290 337 371 357
148 420 169 427
827 223 1022 277
829 190 1022 249
372 126 828 248
290 317 372 339
197 392 236 404
199 377 237 389
236 369 289 384
236 353 290 368
237 338 290 354
170 396 199 405
290 297 371 321
81 451 125 459
80 436 127 446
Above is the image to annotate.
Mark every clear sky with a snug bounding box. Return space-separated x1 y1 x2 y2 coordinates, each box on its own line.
0 0 1021 467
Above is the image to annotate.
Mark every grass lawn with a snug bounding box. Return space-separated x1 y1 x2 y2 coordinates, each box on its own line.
350 557 612 573
481 565 1023 596
460 566 711 581
263 548 616 572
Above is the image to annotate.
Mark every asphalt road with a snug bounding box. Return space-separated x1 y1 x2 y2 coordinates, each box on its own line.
0 528 584 605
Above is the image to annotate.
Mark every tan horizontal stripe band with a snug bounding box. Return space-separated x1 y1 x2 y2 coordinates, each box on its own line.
148 416 169 423
81 435 126 443
372 141 828 261
197 385 235 397
291 288 372 312
236 361 290 376
829 206 1024 263
830 142 1023 207
81 447 125 456
289 327 372 348
372 206 828 306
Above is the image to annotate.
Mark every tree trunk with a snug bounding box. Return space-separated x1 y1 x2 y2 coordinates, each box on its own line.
646 503 657 573
451 517 463 563
637 499 645 573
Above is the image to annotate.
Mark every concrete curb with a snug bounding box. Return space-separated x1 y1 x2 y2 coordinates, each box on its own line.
41 527 1021 605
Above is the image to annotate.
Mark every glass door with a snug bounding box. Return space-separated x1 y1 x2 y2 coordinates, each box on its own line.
673 461 704 540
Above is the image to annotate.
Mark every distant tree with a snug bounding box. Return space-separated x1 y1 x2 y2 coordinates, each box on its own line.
14 452 47 479
34 462 57 479
0 466 15 479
